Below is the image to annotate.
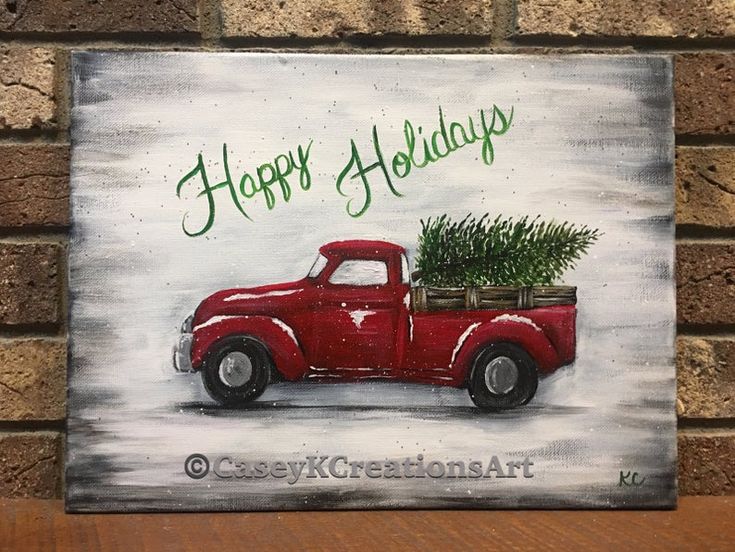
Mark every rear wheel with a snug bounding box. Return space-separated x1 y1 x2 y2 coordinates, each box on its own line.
201 335 271 407
468 342 538 411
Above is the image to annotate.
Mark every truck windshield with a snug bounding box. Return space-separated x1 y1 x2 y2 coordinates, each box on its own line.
307 253 328 278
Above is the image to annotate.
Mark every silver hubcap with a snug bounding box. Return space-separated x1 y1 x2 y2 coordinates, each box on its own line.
484 356 519 395
218 352 253 388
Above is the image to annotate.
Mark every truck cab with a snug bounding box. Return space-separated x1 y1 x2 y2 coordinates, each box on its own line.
302 240 411 374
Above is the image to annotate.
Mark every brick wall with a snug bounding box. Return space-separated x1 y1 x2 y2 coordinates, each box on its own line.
0 0 732 499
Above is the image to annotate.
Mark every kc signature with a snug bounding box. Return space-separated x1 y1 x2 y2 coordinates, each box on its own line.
618 470 646 487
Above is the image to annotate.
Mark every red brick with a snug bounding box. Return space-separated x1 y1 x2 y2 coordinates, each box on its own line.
679 434 735 495
676 54 735 136
0 339 65 421
220 0 493 38
677 243 735 325
677 337 735 418
516 0 735 39
0 0 198 33
676 147 735 229
0 144 69 229
0 48 56 130
0 432 61 498
0 243 60 326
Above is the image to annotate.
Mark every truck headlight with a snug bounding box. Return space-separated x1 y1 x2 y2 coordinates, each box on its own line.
181 313 194 333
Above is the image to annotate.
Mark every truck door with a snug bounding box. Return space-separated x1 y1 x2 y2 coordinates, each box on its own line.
311 257 399 371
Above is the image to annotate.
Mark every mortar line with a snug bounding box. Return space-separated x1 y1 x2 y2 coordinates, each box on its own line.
1 33 734 52
0 421 66 432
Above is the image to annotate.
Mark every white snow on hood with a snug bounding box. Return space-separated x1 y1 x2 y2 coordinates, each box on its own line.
223 289 301 301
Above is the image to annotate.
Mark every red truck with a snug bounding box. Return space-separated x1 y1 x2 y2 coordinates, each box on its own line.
173 240 576 411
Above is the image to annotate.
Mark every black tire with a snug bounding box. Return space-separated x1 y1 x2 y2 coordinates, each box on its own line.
468 342 538 411
201 335 271 407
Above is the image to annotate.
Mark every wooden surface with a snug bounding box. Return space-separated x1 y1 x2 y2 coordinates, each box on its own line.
1 497 733 551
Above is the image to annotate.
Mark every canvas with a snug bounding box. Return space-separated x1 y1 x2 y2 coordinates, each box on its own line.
67 52 676 511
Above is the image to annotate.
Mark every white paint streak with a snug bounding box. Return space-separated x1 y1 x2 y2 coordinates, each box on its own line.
333 367 387 372
223 289 300 301
349 310 374 329
450 323 482 367
192 315 247 331
491 313 542 332
271 318 300 347
192 315 300 349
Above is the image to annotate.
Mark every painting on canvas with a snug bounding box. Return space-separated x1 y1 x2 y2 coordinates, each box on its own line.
67 53 676 511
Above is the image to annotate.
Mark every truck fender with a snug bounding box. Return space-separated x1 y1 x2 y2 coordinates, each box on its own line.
190 315 309 381
450 317 561 382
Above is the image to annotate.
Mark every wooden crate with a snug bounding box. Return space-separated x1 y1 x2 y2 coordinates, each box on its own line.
411 285 577 311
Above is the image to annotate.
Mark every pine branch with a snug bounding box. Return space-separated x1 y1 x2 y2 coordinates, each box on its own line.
416 214 601 287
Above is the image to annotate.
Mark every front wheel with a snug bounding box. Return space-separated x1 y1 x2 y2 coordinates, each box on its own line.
468 342 538 411
201 335 271 407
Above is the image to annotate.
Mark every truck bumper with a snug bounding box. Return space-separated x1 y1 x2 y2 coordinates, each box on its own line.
173 333 195 373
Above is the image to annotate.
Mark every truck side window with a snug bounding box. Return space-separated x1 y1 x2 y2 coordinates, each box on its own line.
401 253 410 284
329 260 389 286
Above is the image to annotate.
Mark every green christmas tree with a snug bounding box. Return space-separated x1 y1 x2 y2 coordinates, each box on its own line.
416 214 600 287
